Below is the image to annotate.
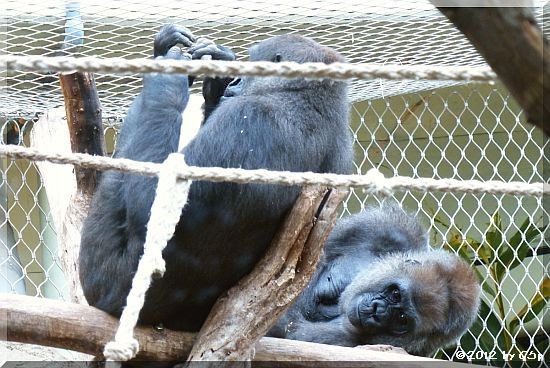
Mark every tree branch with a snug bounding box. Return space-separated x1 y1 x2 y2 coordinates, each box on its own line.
187 186 347 363
1 294 475 367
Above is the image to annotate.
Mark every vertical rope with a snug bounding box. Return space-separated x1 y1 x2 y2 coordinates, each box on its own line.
103 153 191 361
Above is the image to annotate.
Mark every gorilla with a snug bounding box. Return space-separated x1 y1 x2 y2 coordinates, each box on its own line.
269 204 481 356
79 25 353 332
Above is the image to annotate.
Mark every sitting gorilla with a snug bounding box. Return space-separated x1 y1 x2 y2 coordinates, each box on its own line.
79 25 353 332
269 205 481 356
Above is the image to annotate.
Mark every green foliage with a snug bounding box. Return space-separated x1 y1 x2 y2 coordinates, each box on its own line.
435 211 547 363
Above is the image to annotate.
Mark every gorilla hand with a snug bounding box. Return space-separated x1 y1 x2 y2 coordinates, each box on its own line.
153 24 195 57
188 38 235 61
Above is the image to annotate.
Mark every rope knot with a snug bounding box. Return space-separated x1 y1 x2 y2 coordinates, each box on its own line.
364 168 392 197
104 338 139 361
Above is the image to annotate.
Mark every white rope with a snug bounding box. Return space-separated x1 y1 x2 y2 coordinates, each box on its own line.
0 54 498 81
0 145 547 197
103 153 192 361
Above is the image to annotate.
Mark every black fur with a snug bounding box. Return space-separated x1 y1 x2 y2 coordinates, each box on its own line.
79 25 353 332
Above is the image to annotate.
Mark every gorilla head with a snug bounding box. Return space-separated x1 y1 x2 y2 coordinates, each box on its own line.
340 248 480 356
298 205 430 323
269 205 481 357
223 34 345 99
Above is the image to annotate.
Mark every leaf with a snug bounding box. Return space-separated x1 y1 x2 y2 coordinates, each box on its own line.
478 276 497 299
475 239 492 265
500 218 546 273
509 278 550 333
444 233 477 262
484 212 502 259
432 214 450 229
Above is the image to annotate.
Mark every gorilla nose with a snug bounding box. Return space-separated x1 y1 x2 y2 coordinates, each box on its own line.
371 300 387 317
349 297 370 326
354 298 388 329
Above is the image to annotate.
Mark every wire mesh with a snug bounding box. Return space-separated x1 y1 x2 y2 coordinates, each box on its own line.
1 0 548 365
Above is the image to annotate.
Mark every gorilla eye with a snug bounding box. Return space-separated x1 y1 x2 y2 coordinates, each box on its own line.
274 53 282 62
391 286 401 302
398 313 408 326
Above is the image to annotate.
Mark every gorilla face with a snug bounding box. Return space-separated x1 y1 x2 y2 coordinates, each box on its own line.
346 281 416 337
339 249 480 356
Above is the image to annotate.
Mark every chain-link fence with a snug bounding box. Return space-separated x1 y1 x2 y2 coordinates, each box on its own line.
1 0 548 365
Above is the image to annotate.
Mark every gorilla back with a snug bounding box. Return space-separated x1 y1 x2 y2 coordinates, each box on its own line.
79 28 353 332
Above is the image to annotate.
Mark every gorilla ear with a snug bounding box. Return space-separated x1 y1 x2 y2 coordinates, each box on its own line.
444 257 481 334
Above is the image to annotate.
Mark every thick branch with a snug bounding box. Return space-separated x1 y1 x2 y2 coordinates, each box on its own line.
187 186 348 362
435 5 549 135
54 72 104 304
59 72 105 195
1 294 475 367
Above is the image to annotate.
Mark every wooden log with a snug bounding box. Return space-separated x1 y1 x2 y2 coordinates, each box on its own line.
1 293 193 361
59 72 105 195
51 71 104 304
434 4 550 135
0 294 476 367
186 187 347 363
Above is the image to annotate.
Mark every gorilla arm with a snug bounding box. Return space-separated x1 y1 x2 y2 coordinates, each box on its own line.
79 25 194 313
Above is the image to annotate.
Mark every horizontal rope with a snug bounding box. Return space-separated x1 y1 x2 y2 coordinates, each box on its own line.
1 145 546 197
1 54 497 81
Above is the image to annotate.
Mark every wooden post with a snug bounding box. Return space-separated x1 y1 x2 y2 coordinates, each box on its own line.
434 4 549 135
59 72 105 195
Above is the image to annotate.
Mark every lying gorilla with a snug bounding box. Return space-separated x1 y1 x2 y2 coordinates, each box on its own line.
269 205 481 356
79 25 353 332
